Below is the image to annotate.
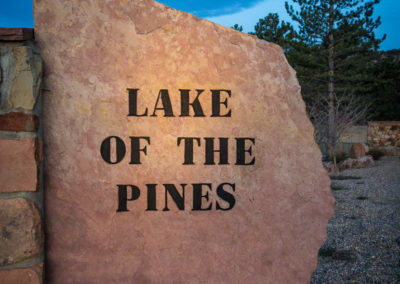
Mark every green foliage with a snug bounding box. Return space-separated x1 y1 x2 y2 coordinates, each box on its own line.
368 50 400 120
284 0 385 104
251 13 294 52
231 24 243 32
366 147 384 160
246 0 398 149
246 1 399 123
281 0 386 174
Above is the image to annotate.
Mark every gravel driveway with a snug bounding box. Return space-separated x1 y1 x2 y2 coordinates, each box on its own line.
311 156 400 283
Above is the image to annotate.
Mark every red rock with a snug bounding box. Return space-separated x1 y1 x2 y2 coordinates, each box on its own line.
350 143 366 158
0 28 34 41
34 0 334 282
0 112 39 132
0 199 43 266
0 263 42 284
0 138 38 193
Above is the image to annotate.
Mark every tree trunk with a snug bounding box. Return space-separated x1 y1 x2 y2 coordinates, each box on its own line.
328 0 336 172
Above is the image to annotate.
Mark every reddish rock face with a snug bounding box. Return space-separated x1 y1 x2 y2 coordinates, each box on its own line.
0 263 43 284
0 138 38 193
34 0 334 282
0 112 39 132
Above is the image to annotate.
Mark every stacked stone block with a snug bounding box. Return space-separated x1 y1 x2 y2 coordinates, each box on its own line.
0 28 43 283
368 121 400 155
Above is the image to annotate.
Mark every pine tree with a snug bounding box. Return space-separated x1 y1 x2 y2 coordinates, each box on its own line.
285 0 384 169
369 50 400 120
251 13 294 52
231 24 243 32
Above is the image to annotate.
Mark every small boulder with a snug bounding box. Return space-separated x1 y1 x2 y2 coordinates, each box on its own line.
339 156 374 171
323 162 335 173
350 143 366 159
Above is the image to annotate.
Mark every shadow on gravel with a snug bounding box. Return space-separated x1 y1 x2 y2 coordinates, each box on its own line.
318 247 357 262
330 175 362 180
331 184 347 191
356 196 368 200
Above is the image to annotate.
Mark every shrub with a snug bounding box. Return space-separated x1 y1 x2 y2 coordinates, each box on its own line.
325 151 349 163
318 247 356 261
366 147 384 160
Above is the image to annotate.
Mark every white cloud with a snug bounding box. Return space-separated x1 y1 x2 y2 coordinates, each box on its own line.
206 0 292 33
205 0 398 50
190 2 244 18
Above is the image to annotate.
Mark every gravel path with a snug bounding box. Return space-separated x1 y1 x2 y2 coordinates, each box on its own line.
311 156 400 283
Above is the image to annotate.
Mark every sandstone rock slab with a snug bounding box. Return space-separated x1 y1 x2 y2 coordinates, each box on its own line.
34 0 334 282
0 263 42 284
0 198 43 266
8 47 37 110
0 28 34 42
0 112 39 132
0 44 42 111
0 138 38 193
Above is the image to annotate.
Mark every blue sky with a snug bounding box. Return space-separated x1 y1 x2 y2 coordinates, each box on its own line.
0 0 398 50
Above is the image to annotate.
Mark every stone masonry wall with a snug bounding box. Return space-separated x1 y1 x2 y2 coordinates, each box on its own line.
0 28 44 283
368 121 400 155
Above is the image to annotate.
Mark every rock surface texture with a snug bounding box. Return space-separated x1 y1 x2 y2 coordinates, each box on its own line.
0 263 43 284
0 112 39 132
368 121 400 155
0 28 44 282
0 44 42 111
0 198 42 266
34 0 334 283
0 138 38 193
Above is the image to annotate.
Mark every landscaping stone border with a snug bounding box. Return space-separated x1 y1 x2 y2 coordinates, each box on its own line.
0 28 44 283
